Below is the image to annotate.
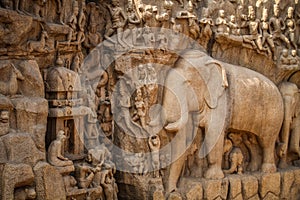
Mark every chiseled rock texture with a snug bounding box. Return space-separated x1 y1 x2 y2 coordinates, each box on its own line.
178 168 300 200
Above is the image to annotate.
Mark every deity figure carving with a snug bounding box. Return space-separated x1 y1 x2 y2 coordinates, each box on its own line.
186 1 200 39
123 3 141 47
241 6 266 53
148 135 161 178
33 0 47 18
104 0 128 48
84 23 102 53
215 9 229 35
56 0 66 24
269 4 290 48
285 7 297 49
260 8 276 60
228 15 240 35
47 130 74 167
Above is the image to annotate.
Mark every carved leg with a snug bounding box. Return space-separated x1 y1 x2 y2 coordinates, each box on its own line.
261 143 276 173
204 130 225 179
166 126 187 194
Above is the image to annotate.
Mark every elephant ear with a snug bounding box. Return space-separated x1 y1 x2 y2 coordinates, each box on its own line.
201 60 228 109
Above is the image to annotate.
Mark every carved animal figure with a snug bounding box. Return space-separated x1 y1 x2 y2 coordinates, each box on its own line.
0 63 25 96
278 81 299 168
27 30 49 53
223 147 244 174
158 49 284 193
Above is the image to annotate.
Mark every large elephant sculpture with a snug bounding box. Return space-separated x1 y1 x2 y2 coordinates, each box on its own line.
160 50 284 193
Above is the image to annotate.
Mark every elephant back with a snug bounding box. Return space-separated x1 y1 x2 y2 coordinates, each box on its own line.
224 62 284 139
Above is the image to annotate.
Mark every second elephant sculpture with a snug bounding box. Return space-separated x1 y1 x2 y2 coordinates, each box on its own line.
158 49 284 194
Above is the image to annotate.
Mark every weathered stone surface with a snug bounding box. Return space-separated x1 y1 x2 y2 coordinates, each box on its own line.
17 60 44 97
34 162 66 200
1 132 45 166
263 193 280 200
10 97 48 152
203 179 222 200
259 173 281 198
228 175 242 199
280 169 295 199
241 175 258 199
0 163 34 200
0 9 32 47
168 192 182 200
185 182 203 200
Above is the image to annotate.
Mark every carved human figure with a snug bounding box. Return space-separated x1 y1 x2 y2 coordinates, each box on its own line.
260 8 276 60
157 0 174 29
71 54 81 73
123 3 141 47
133 88 146 128
198 10 213 50
33 0 47 18
104 0 128 48
143 26 155 47
13 0 26 13
67 1 79 44
84 23 102 53
56 0 66 24
77 1 86 47
186 2 200 39
157 31 168 53
101 172 118 200
285 7 297 49
289 49 300 65
279 49 290 67
241 6 266 52
215 9 229 35
269 4 290 48
47 130 73 167
228 15 240 35
148 135 161 178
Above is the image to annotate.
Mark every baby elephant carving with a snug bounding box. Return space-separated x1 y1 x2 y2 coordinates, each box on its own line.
223 147 244 174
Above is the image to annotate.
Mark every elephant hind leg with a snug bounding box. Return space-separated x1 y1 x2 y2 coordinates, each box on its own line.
260 141 277 173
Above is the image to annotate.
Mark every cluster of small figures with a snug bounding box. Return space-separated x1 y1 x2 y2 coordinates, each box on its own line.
214 2 300 61
279 48 300 69
47 130 118 199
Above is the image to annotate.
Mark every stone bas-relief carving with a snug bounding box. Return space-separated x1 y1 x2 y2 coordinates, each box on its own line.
1 0 300 200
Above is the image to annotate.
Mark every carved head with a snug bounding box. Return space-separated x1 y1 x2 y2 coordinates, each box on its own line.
291 49 297 57
273 4 279 17
230 15 236 23
282 49 289 57
219 10 225 18
261 8 268 21
112 0 120 7
248 6 255 20
57 130 66 141
288 7 294 18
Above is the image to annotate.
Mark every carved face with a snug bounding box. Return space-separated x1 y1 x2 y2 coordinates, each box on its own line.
230 15 235 23
273 5 279 17
219 10 225 18
292 50 297 57
288 7 294 18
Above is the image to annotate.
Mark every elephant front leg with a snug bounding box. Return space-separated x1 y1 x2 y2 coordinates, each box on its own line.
204 130 225 179
261 142 277 173
166 127 187 194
